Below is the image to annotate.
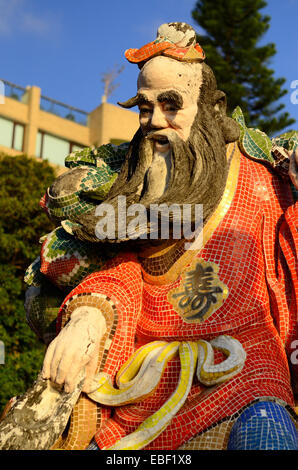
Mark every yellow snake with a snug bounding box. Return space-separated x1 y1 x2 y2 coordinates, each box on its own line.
87 334 246 450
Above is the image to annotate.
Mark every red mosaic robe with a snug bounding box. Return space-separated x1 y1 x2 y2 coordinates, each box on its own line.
58 149 297 450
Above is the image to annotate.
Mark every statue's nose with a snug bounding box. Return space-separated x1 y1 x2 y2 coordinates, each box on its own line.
150 106 168 128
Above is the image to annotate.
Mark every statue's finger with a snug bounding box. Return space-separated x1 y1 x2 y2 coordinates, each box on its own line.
49 340 68 384
82 352 99 393
55 342 86 385
54 347 80 386
64 361 85 393
41 338 58 379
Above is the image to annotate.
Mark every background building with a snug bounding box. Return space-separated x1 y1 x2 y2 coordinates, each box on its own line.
0 79 139 168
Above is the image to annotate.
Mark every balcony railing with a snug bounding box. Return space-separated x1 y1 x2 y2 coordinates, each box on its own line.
40 95 88 126
0 79 27 102
0 79 89 126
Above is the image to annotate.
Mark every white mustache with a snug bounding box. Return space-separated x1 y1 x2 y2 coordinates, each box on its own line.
145 128 179 144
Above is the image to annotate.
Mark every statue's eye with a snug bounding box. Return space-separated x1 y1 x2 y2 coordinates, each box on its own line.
163 103 178 112
139 106 152 116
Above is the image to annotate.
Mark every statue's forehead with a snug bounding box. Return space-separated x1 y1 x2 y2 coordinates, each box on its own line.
137 57 203 100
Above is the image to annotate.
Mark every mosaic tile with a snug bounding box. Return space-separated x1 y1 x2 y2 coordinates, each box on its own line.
227 401 298 450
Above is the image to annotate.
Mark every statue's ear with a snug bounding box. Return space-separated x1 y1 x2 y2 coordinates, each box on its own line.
213 90 240 143
213 90 227 118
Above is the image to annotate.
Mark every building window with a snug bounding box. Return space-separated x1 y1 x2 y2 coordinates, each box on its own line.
0 116 24 151
36 131 84 165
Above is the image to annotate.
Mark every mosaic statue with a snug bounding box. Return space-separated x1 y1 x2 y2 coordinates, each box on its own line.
0 22 298 450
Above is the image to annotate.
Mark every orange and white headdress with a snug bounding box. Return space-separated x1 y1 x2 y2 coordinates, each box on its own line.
125 22 205 66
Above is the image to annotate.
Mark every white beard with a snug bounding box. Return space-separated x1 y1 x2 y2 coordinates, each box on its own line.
142 148 172 200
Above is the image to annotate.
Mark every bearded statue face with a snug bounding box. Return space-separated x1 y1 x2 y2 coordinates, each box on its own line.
137 56 202 143
71 55 240 244
134 57 203 200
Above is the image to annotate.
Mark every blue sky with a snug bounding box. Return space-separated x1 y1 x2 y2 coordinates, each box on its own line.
1 0 298 132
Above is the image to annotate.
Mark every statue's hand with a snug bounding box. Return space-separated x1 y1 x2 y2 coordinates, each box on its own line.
41 306 106 393
289 149 298 190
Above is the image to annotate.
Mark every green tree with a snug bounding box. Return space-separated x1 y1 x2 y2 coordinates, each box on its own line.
0 154 55 414
192 0 295 135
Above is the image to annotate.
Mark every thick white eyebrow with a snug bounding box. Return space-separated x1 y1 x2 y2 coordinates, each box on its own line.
157 90 183 109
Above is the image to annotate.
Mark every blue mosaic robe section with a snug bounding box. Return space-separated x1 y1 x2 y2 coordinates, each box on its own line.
227 401 298 450
87 439 100 450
